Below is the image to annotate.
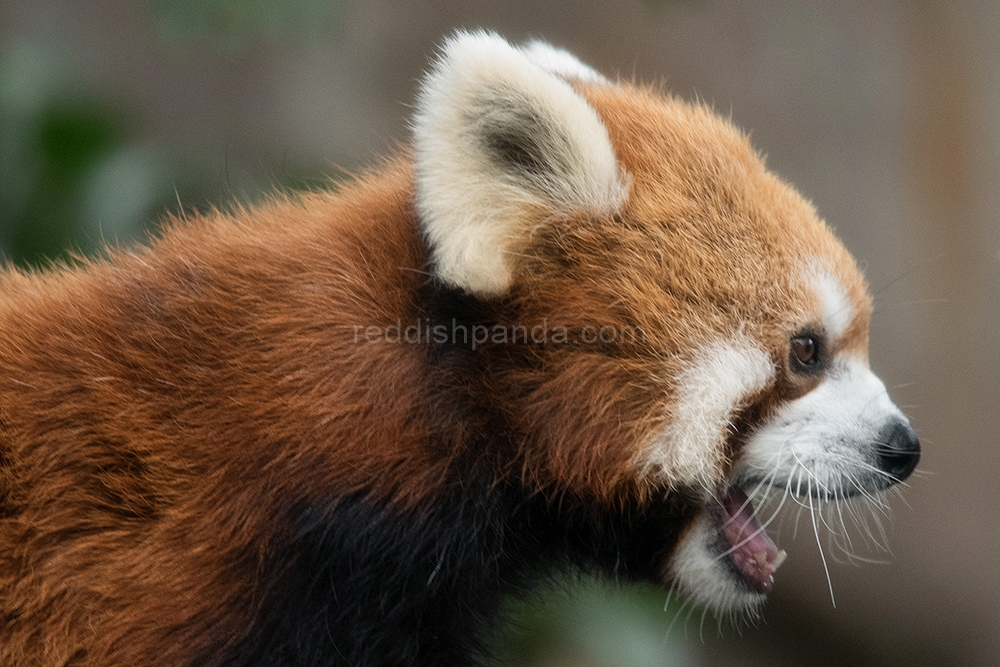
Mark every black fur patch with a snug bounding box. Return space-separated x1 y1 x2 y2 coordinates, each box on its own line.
218 282 699 665
471 90 572 186
223 480 698 666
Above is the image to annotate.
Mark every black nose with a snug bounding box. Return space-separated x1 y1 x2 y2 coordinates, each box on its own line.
876 420 920 484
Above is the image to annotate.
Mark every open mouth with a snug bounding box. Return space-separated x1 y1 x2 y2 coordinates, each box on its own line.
718 486 787 594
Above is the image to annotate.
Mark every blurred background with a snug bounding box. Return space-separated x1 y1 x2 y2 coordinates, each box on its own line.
1 1 996 665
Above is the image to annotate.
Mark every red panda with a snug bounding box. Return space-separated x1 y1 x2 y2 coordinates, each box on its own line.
0 32 918 666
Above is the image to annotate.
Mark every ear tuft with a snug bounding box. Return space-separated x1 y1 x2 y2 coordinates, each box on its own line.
519 40 609 84
413 31 627 296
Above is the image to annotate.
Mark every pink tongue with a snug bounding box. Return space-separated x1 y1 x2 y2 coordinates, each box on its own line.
720 487 787 593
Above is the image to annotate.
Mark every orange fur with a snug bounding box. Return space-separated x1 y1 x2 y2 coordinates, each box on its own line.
498 82 871 501
0 42 889 664
0 162 456 663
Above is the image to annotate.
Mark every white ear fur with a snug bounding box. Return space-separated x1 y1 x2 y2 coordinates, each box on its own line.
519 40 609 83
413 31 628 296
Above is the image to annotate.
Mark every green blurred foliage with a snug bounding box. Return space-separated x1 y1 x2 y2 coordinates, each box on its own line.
493 576 696 667
150 0 343 53
640 0 702 11
0 43 181 268
1 95 123 265
1 1 347 269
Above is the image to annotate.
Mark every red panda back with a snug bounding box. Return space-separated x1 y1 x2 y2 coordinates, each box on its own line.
0 160 466 664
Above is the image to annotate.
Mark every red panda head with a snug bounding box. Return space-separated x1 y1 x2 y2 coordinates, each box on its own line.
412 32 918 615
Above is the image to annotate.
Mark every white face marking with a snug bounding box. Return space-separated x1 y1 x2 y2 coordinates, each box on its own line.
736 358 908 497
806 266 854 339
643 337 775 492
665 343 915 612
667 510 764 614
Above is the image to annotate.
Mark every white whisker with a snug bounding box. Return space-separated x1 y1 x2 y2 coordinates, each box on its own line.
808 477 836 608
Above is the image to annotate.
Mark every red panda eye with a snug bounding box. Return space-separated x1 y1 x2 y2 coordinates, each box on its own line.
790 335 819 366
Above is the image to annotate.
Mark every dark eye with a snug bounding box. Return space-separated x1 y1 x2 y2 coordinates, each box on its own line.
790 335 820 368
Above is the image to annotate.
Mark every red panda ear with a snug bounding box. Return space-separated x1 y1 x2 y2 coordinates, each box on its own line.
413 31 629 296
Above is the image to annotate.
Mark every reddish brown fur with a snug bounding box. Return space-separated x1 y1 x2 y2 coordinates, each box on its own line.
498 82 871 502
0 161 454 664
0 74 872 664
